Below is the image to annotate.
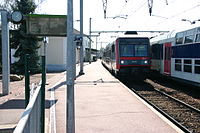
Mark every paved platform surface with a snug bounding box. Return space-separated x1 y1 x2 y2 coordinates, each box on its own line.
0 60 184 133
0 72 64 133
49 60 184 133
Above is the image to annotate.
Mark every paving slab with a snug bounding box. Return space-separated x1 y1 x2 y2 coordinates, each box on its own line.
52 60 184 133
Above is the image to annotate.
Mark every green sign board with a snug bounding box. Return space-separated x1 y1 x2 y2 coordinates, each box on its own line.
26 14 67 36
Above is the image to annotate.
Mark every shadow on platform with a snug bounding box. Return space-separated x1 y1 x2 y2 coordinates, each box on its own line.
0 99 58 109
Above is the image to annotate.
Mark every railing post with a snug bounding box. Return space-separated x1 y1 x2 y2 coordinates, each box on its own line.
41 56 46 133
25 54 30 107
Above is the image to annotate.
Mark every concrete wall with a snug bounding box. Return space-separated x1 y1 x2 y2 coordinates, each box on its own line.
46 37 66 72
38 37 83 72
37 35 90 72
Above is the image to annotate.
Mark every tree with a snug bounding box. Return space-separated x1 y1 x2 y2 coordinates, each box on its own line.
10 0 41 74
0 0 14 11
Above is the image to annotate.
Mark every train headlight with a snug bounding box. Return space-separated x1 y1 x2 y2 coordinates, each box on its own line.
121 60 124 64
144 60 148 64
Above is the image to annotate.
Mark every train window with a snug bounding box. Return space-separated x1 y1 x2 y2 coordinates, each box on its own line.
111 45 115 53
195 34 200 42
120 45 134 56
195 66 200 74
165 47 171 60
197 27 200 33
175 59 181 63
151 44 163 59
184 59 192 73
184 65 192 73
120 44 148 57
135 45 148 56
175 64 182 71
175 59 182 71
176 37 183 45
195 60 200 74
184 60 192 64
186 29 195 35
184 35 194 44
195 60 200 65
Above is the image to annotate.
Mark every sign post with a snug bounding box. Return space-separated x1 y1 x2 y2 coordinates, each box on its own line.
1 10 10 95
67 0 75 133
26 13 76 133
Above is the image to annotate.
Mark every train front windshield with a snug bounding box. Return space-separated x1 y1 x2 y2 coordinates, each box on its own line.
120 44 148 57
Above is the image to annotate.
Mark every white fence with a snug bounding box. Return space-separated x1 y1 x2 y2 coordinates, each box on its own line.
13 83 42 133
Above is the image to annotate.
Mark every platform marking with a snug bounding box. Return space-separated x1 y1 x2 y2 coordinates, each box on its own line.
49 77 65 133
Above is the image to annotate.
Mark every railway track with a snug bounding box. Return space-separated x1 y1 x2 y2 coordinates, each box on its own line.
122 78 200 133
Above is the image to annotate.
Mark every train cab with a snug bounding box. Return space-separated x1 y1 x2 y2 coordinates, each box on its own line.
102 37 151 78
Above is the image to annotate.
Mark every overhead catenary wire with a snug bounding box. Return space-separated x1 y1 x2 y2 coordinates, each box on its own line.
100 0 199 36
114 0 147 32
152 4 200 27
128 1 147 17
118 0 129 16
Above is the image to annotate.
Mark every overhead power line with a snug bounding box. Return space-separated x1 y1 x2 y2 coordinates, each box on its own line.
150 4 200 29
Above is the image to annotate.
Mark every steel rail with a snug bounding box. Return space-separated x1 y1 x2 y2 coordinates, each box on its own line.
131 88 192 133
153 88 200 114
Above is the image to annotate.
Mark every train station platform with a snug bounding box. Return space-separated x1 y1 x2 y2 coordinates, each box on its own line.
48 60 184 133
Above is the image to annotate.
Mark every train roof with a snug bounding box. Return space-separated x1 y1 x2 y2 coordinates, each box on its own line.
116 37 149 39
150 26 200 44
150 30 176 43
175 26 200 37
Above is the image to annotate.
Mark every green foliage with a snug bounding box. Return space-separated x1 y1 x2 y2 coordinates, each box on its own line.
0 0 14 11
10 0 41 74
11 0 36 14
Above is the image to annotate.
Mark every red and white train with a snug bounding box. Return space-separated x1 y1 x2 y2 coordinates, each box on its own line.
150 26 200 86
102 37 151 78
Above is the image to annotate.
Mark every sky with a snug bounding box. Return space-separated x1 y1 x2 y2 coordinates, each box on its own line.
23 0 200 48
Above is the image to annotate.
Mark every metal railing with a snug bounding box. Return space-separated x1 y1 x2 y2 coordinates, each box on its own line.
13 55 46 133
13 83 42 133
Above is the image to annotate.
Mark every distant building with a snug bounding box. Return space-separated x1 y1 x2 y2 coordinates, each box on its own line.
38 30 90 72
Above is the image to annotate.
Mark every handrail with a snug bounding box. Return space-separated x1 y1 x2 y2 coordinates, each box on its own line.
13 83 42 133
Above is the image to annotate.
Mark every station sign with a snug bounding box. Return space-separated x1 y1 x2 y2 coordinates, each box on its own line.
26 14 67 36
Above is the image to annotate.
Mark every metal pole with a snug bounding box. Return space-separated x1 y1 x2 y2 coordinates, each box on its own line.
67 0 75 132
41 56 46 133
73 39 76 79
79 0 84 75
25 54 30 107
89 18 91 64
96 37 98 58
1 10 10 95
40 37 47 133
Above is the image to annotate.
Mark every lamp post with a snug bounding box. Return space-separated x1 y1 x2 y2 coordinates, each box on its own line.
181 19 200 24
89 18 92 64
79 0 84 75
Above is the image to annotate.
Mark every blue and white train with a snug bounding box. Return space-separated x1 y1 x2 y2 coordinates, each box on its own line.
150 26 200 87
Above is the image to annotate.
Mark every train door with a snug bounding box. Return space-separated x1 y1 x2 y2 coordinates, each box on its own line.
164 43 172 75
